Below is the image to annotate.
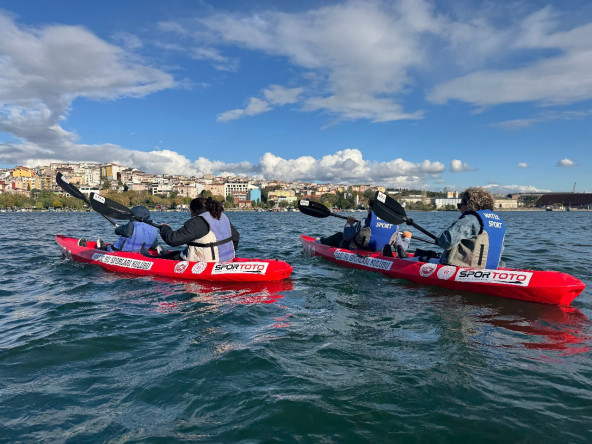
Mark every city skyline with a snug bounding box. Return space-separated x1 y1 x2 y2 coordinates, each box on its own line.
1 1 591 193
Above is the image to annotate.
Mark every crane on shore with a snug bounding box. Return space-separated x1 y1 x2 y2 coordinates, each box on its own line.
572 182 576 193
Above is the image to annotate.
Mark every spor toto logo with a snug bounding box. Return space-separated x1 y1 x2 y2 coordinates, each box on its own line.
174 261 189 273
191 262 207 274
437 266 456 280
419 263 437 277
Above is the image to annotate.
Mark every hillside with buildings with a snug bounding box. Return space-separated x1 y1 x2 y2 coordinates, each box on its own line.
2 162 584 211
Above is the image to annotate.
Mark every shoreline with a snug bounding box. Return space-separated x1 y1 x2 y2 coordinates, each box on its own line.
1 208 590 213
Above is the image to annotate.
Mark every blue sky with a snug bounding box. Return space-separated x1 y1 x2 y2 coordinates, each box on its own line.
1 0 591 192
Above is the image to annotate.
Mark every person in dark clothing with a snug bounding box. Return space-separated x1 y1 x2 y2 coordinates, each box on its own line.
94 205 158 252
159 197 240 262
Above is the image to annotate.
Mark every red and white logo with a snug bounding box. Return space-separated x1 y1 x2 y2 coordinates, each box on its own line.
191 262 207 274
437 266 456 280
419 263 437 277
174 261 189 273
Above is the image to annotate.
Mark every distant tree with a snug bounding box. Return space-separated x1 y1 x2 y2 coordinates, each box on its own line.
101 179 111 190
225 194 235 208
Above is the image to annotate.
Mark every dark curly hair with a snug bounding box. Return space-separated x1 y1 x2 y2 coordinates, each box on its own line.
460 187 494 211
190 197 224 219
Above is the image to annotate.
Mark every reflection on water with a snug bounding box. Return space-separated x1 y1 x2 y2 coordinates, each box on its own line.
474 302 590 356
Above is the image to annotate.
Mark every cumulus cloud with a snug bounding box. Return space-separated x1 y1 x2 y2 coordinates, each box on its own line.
449 159 476 173
158 1 592 123
217 85 302 122
428 8 592 107
0 11 176 163
163 0 434 122
518 162 530 168
482 183 551 194
557 158 575 167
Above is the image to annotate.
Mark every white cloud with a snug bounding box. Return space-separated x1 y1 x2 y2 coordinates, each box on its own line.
0 11 176 159
257 149 444 185
482 183 551 194
518 162 530 168
159 1 592 122
165 0 435 122
557 158 575 167
491 109 592 129
450 159 476 173
428 8 592 106
217 85 302 122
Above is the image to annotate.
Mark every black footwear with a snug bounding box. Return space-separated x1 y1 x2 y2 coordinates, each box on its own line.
77 238 87 247
382 244 393 257
396 245 409 258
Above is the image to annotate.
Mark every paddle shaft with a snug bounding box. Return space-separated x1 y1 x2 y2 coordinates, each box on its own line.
405 218 438 242
56 173 118 226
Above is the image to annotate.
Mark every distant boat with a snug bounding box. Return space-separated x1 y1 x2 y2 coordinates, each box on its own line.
546 206 553 211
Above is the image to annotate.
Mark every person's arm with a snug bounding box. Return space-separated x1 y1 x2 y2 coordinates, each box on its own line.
115 221 134 237
160 217 209 247
436 215 481 250
230 223 240 251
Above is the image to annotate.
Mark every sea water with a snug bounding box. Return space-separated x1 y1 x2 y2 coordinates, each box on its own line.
1 211 591 441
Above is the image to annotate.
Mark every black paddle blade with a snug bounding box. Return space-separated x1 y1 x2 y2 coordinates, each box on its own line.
298 199 331 218
56 172 88 203
89 192 133 220
373 191 406 225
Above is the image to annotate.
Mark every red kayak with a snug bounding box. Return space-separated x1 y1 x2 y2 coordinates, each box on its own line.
301 235 585 306
57 235 293 282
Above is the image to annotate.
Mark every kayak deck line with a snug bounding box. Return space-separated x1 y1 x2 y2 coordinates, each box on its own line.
56 235 293 282
301 235 585 306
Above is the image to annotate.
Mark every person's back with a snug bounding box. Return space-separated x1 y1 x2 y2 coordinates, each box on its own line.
108 206 158 252
439 188 505 269
187 209 235 262
159 197 239 262
350 206 398 252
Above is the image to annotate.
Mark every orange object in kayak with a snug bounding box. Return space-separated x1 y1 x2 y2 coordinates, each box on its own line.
301 235 585 306
57 235 293 282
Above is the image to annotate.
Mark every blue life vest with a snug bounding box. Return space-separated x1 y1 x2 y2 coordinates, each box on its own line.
456 210 506 270
348 210 398 251
112 221 158 252
188 212 235 262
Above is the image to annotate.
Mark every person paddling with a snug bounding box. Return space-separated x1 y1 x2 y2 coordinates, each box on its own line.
159 197 240 262
319 199 399 252
92 205 159 252
403 187 505 268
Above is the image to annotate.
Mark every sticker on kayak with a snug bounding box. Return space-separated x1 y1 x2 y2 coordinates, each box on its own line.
419 263 437 277
174 261 189 273
211 262 269 274
93 194 105 204
92 253 153 270
376 191 386 203
300 199 310 206
191 262 207 274
334 250 392 271
455 269 533 286
437 266 456 280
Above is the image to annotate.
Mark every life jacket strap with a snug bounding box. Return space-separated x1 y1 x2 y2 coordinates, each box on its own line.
188 236 233 262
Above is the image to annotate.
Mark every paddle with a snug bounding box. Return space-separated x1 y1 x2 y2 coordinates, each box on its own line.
89 192 162 228
373 191 439 244
56 172 118 226
298 199 352 221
